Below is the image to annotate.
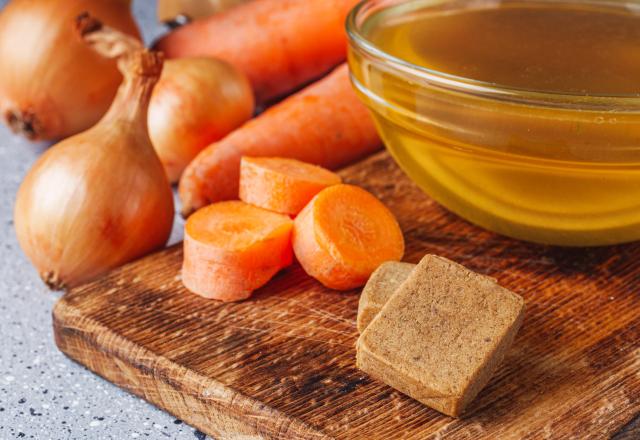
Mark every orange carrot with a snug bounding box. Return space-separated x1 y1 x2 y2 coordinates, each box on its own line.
154 0 361 103
239 157 342 216
179 64 381 217
292 184 405 291
182 201 293 301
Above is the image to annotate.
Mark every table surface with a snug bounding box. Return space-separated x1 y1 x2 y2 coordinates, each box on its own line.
0 1 206 439
3 2 640 440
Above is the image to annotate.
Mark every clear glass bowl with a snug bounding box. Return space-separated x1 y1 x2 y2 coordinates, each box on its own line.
347 0 640 246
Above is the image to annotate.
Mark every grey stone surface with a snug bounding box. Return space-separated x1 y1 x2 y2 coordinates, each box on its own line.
0 1 206 439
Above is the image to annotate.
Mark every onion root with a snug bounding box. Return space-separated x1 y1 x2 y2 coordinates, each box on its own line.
4 109 41 140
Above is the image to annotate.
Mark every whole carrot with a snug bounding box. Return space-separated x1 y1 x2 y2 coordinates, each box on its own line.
154 0 361 103
178 64 382 217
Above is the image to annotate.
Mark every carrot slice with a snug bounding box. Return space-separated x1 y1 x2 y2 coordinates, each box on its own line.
239 157 342 216
293 184 405 290
182 201 293 301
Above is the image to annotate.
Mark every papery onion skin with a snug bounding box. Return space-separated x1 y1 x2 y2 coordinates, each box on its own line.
14 32 174 290
148 57 254 183
14 124 175 289
0 0 140 141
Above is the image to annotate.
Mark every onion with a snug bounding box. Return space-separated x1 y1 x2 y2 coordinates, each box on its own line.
0 0 140 141
14 16 174 290
149 58 255 183
157 0 249 25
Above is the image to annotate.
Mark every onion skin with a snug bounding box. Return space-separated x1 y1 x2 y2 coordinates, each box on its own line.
14 122 175 289
14 32 173 290
148 58 254 183
0 0 140 141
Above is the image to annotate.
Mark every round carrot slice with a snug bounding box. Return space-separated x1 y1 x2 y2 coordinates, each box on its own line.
293 184 404 290
182 201 293 301
239 157 342 216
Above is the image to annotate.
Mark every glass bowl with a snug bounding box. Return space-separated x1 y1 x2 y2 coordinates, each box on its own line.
347 0 640 246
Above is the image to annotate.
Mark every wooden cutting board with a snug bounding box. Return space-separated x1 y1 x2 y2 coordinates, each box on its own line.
53 152 640 439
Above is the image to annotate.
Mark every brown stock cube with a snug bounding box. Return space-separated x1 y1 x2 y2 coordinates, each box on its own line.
356 254 525 417
357 261 416 333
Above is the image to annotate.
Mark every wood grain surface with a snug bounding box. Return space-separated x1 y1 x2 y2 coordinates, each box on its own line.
53 152 640 439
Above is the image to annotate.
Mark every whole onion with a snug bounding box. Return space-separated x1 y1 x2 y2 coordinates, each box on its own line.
149 57 255 183
14 16 174 290
0 0 140 141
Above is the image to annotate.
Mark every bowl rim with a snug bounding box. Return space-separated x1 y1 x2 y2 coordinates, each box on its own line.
346 0 640 110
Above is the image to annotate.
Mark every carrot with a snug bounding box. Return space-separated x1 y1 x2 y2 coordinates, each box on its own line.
292 184 405 291
239 157 342 216
179 64 381 217
154 0 361 103
182 201 293 301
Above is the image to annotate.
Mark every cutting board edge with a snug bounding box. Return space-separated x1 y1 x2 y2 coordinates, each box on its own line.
52 294 332 440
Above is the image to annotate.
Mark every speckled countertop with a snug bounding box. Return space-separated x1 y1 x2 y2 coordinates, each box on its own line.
0 2 209 439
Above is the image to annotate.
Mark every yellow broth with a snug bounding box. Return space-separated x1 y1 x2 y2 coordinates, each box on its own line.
349 0 640 245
